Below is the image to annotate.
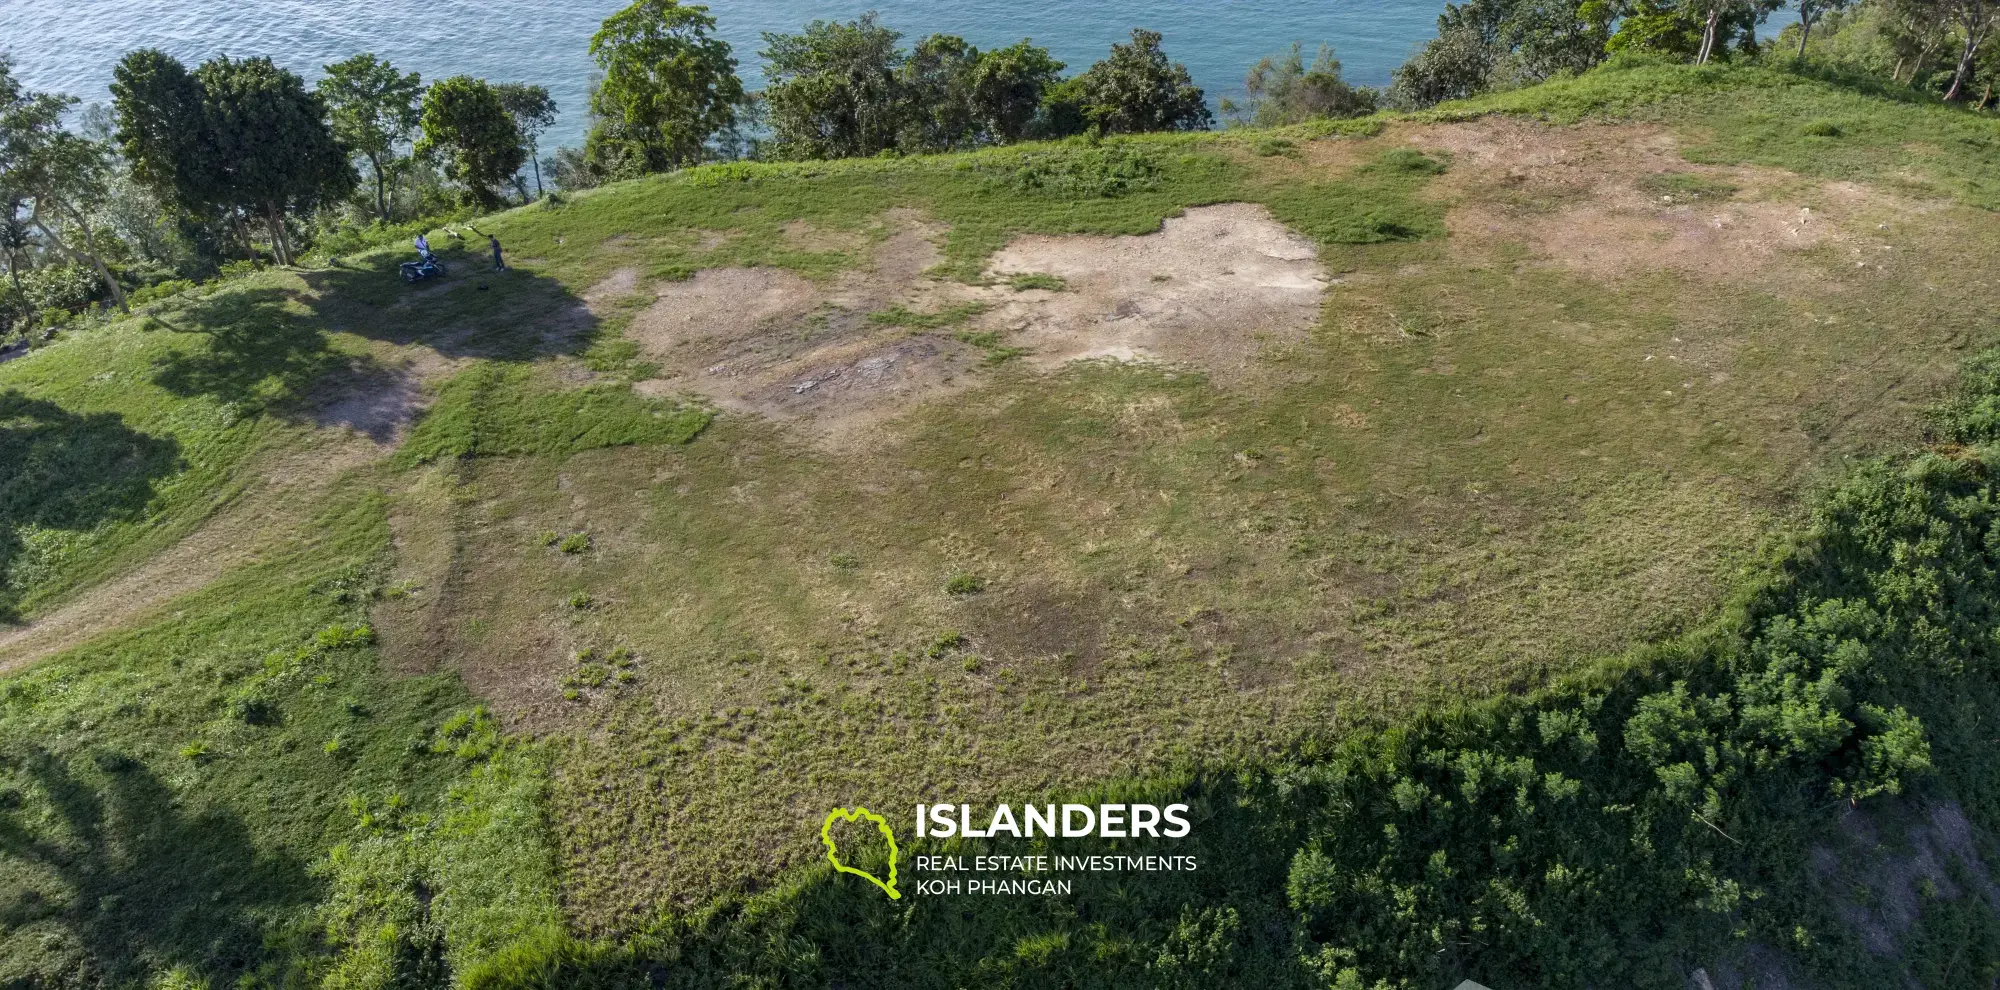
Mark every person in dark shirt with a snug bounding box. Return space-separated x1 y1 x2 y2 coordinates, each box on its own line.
467 225 505 271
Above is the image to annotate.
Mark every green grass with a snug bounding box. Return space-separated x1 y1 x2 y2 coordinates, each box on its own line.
393 363 710 467
5 59 2000 989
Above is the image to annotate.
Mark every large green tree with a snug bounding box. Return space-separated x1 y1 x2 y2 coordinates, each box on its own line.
494 83 558 197
317 54 423 223
1075 29 1213 134
967 41 1067 144
898 34 982 153
0 58 126 311
585 0 742 176
109 49 219 217
195 57 355 265
114 52 352 266
760 14 907 159
415 76 525 208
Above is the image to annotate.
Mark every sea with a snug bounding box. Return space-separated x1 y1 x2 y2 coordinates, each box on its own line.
0 0 1453 149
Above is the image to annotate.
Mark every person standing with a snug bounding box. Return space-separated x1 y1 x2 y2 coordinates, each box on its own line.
467 225 505 271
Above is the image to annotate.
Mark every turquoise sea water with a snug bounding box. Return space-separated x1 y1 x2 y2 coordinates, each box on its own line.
1 0 1449 149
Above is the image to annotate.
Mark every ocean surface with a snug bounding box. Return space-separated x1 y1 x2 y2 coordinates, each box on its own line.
1 0 1450 149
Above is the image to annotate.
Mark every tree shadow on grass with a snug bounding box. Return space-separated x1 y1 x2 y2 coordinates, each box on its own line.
0 746 313 986
0 392 182 625
146 286 378 418
298 249 605 364
146 253 606 433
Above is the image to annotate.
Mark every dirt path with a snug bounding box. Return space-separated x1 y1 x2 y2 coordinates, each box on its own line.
0 408 407 673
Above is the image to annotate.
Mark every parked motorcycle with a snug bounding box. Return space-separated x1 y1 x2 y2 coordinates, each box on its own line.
400 256 447 283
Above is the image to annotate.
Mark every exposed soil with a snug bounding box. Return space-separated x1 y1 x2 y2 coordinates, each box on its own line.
972 202 1325 379
1407 118 1893 282
625 203 1327 444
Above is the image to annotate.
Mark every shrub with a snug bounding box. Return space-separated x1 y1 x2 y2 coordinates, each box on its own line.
558 533 591 554
1802 118 1844 137
316 623 376 648
945 573 986 595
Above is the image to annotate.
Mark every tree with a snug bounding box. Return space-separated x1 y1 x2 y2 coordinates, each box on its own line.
967 41 1066 144
899 34 982 152
1389 25 1500 107
195 57 355 265
760 14 908 159
1941 0 1997 99
1793 0 1859 57
110 49 220 220
415 77 525 208
586 0 743 175
1075 29 1213 134
317 54 423 223
0 58 127 311
494 83 557 197
1229 44 1377 126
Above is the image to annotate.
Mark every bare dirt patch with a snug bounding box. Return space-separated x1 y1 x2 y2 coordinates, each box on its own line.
625 203 1327 443
1402 118 1890 282
973 202 1325 380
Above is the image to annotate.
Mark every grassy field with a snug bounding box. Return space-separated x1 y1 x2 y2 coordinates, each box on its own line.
3 59 2000 987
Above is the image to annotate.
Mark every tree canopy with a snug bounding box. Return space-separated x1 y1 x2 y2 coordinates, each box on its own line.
317 54 424 223
1 57 126 309
415 76 526 209
585 0 743 177
1074 29 1213 134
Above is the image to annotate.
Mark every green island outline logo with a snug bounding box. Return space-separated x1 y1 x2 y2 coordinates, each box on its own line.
821 806 902 900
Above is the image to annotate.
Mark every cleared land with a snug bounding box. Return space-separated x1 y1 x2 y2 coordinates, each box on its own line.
2 64 1999 982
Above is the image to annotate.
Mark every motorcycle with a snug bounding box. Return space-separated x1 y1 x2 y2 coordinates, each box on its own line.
400 255 447 283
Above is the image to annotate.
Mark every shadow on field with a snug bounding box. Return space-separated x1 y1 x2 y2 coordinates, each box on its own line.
0 392 182 624
144 250 603 431
0 746 311 985
299 247 603 363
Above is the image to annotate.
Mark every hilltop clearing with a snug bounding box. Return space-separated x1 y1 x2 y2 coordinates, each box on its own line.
3 63 2000 987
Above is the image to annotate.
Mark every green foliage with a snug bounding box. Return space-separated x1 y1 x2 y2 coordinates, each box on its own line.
585 0 743 176
194 56 357 264
944 572 985 595
396 363 710 466
760 14 910 160
970 41 1070 144
1075 29 1213 134
1388 0 1616 108
1228 44 1378 126
1004 143 1165 198
317 54 425 222
417 77 527 209
1005 272 1066 291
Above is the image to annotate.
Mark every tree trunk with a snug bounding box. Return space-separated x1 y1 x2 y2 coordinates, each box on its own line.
1797 7 1816 60
37 199 128 313
370 151 390 224
1698 8 1723 64
264 205 290 266
530 141 544 198
1944 26 1983 101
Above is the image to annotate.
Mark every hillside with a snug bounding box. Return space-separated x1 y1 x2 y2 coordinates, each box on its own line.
5 62 2000 988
